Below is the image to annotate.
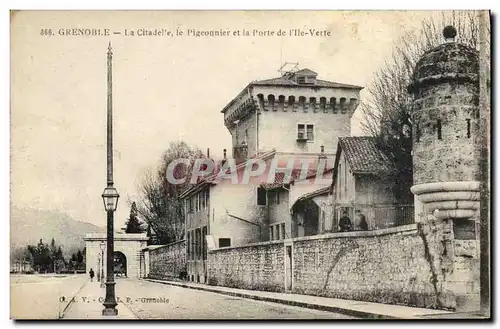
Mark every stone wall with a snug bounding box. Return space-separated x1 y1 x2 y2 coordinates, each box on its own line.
148 240 186 280
208 241 285 292
207 222 479 311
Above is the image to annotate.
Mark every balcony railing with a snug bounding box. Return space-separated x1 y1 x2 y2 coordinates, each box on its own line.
333 204 415 231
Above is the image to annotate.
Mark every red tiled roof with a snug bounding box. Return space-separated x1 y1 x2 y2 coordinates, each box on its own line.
337 137 392 174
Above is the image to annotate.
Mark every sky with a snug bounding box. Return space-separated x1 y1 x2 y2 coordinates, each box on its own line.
10 10 449 229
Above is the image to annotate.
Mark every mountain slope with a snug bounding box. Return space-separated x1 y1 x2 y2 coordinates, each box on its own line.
10 206 106 257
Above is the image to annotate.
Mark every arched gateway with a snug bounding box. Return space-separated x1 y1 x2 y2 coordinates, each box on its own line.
84 233 148 279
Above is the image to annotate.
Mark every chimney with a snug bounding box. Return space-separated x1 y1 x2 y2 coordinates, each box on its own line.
221 148 227 166
207 148 210 158
319 145 326 159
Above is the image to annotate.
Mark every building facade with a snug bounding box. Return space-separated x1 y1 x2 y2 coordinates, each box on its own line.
182 68 362 283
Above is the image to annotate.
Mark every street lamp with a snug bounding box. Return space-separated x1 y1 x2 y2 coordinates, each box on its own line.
99 242 105 287
101 42 119 316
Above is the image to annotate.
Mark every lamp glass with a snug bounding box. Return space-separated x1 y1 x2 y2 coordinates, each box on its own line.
100 242 106 251
101 187 119 212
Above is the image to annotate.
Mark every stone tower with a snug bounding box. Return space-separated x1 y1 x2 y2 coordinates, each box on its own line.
408 26 480 311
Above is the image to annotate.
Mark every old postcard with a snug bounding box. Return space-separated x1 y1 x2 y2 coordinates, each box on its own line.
10 10 491 320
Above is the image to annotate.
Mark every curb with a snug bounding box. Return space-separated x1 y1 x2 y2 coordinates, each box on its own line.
144 279 399 319
59 279 88 319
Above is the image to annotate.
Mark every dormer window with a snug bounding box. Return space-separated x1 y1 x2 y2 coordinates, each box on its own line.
292 69 318 85
296 75 316 84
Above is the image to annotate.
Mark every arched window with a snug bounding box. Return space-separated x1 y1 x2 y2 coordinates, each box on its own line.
299 96 307 110
309 97 317 111
268 95 276 111
288 96 295 110
278 95 285 111
320 97 327 112
257 94 265 110
330 97 337 113
340 98 347 113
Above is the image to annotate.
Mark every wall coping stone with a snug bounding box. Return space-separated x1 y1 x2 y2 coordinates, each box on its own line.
208 224 418 253
84 232 149 241
209 239 285 252
289 224 418 242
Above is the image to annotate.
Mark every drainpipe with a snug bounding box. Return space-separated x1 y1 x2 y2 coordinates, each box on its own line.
225 210 262 241
248 86 259 155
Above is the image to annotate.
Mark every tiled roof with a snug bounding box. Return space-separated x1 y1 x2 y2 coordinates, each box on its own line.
294 68 318 76
260 169 317 190
291 186 332 210
338 137 392 174
251 77 362 89
180 149 277 198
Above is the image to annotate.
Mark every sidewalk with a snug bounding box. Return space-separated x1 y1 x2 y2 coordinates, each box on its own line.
62 280 137 319
145 279 460 319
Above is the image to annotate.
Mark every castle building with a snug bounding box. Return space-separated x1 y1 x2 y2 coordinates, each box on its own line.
182 68 362 283
408 26 481 311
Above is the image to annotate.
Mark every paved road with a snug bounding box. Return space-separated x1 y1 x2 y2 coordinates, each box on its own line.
10 274 88 319
116 279 357 319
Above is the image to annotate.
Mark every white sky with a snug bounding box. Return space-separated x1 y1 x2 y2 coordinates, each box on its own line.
11 10 450 228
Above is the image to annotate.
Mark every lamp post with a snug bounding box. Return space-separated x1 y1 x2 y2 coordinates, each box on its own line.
101 42 119 316
99 242 105 287
97 255 101 282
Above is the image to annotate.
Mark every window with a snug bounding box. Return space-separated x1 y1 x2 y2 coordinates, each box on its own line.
189 231 194 260
189 197 193 213
338 164 342 199
187 231 191 260
309 97 317 110
437 119 442 140
320 97 327 111
196 228 201 259
306 125 314 141
257 187 267 205
281 223 285 239
298 96 306 110
340 98 347 113
297 124 305 140
202 226 208 260
466 119 471 138
268 95 275 110
257 94 265 110
219 238 231 248
276 225 280 240
330 97 337 112
297 124 314 141
297 76 306 84
269 227 273 241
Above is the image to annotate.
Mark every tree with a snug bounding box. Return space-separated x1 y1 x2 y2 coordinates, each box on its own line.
136 141 205 244
125 202 145 233
76 250 84 264
359 11 488 204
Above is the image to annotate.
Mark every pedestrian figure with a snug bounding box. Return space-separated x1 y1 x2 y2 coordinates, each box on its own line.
338 210 352 232
89 268 95 282
355 211 368 231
